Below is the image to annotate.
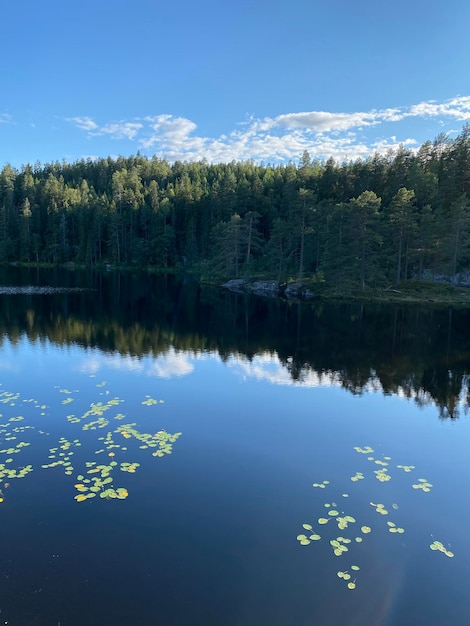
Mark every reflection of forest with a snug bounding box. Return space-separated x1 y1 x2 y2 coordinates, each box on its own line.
1 267 470 419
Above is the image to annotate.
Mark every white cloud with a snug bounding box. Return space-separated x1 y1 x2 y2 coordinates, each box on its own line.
0 113 12 124
98 122 143 140
271 110 382 132
68 116 142 140
76 348 195 379
407 96 470 121
227 351 338 387
67 116 98 132
77 352 143 374
66 95 470 163
148 349 194 378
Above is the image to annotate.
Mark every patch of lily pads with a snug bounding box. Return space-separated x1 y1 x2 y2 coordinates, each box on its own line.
312 480 329 488
298 444 456 591
412 479 433 492
0 384 182 506
430 540 454 558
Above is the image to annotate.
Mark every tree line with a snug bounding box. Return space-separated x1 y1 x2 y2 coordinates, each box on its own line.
2 125 470 290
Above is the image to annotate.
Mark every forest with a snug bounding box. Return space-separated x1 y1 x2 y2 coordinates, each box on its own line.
1 125 470 292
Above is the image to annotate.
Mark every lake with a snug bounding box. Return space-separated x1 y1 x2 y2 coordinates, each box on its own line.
0 267 469 626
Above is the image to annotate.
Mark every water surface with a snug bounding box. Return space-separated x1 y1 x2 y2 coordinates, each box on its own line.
0 268 469 626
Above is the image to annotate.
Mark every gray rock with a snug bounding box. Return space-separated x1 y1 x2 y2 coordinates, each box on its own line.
222 279 249 293
251 281 280 297
284 282 304 299
284 282 317 300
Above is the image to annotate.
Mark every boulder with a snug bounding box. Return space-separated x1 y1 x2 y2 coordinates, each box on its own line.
284 282 316 300
222 279 249 293
251 281 280 297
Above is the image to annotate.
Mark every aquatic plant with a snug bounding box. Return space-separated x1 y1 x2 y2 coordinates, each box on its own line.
297 444 455 592
0 384 182 506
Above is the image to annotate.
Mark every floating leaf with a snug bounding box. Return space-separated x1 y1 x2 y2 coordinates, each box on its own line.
350 472 364 482
361 526 371 534
430 540 453 557
353 446 374 454
302 523 313 530
318 518 329 525
351 565 360 571
347 582 356 590
370 502 388 515
412 479 433 492
374 468 391 482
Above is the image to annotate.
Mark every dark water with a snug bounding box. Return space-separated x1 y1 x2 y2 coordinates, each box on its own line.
0 267 469 626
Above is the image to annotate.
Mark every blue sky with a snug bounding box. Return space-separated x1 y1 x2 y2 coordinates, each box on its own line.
1 0 470 167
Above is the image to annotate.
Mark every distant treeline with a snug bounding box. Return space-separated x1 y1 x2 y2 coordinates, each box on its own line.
2 125 470 289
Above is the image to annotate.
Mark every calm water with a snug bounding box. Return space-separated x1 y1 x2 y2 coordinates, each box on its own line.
0 268 469 626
